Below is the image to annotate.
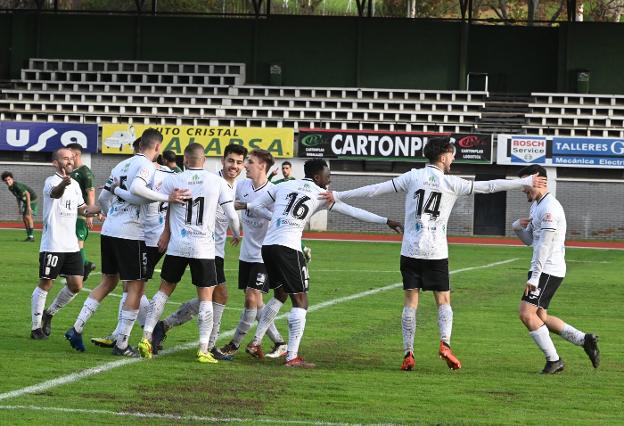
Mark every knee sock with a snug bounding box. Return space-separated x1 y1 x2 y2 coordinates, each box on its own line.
253 298 284 345
73 297 100 333
143 291 169 339
46 285 78 316
438 304 453 345
31 287 48 330
286 307 307 362
208 302 225 350
198 301 214 353
402 306 416 355
115 308 139 349
559 323 585 346
137 294 150 328
163 298 199 329
231 308 257 346
530 325 559 361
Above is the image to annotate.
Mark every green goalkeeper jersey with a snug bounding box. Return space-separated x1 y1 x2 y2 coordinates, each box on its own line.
9 181 37 203
70 165 95 202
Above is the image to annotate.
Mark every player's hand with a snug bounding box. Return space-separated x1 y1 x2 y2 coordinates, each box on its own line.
234 201 247 210
518 217 531 228
109 177 120 194
319 191 335 203
387 219 403 234
157 230 170 253
268 168 278 179
230 236 241 247
524 282 537 296
531 173 547 188
168 188 191 204
85 216 94 229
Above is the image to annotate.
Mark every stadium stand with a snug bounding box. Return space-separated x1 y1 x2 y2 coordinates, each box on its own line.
0 58 486 133
524 92 624 138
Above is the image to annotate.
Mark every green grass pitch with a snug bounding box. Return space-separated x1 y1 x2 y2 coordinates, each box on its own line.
0 229 622 425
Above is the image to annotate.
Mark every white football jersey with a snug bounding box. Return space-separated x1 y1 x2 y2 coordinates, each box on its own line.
337 165 473 260
249 178 387 252
237 179 274 263
214 169 237 259
161 168 235 259
142 165 174 247
40 174 85 253
529 193 567 278
101 154 156 241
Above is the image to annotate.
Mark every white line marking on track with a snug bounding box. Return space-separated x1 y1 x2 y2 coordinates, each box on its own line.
0 405 382 426
0 258 518 403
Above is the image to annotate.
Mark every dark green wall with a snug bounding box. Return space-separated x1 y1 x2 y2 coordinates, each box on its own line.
1 12 623 94
468 25 558 93
565 23 624 94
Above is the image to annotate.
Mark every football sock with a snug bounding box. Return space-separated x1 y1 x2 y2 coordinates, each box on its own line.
438 304 453 345
559 323 585 346
231 308 257 346
137 294 150 328
116 308 139 350
164 298 199 329
80 248 86 264
46 285 77 316
530 325 559 361
401 306 416 355
208 302 225 350
111 292 128 337
143 291 169 339
27 227 34 238
31 287 48 330
252 298 283 345
286 307 307 362
74 297 100 333
198 301 214 353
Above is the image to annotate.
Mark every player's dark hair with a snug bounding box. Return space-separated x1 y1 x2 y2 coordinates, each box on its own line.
52 147 70 161
423 137 455 163
132 138 141 152
156 154 165 165
184 143 205 159
249 149 275 172
304 159 328 178
223 143 248 158
139 128 163 150
162 150 177 163
2 171 13 181
517 164 547 178
66 143 83 153
282 161 292 168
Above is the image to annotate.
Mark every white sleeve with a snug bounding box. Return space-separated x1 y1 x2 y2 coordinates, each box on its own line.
512 220 533 246
113 186 152 205
129 177 169 202
329 200 387 225
247 190 276 215
222 200 240 239
98 188 113 212
43 178 54 197
255 205 274 221
472 175 533 194
528 229 555 286
334 179 399 203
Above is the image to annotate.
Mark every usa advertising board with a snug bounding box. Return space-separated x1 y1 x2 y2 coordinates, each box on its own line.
0 121 98 153
297 129 492 163
101 124 294 158
497 134 624 169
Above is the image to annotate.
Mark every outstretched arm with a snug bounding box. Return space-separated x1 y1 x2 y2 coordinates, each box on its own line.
323 180 398 204
472 174 544 194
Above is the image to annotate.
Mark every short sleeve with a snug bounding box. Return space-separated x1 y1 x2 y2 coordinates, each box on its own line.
391 171 412 193
43 178 55 197
218 178 234 205
539 208 558 231
446 175 474 196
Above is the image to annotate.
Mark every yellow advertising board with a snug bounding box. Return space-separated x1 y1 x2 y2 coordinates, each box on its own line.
101 124 294 158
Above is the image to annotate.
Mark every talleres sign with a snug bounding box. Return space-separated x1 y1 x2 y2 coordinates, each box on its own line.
497 134 624 169
297 129 492 163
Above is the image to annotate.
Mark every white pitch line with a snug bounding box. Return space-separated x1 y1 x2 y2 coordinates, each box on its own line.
0 258 518 403
0 405 386 426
